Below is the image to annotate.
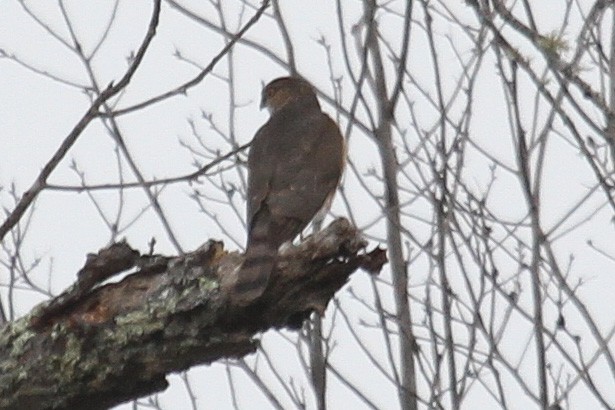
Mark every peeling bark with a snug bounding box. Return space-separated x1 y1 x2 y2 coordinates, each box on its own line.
0 218 385 410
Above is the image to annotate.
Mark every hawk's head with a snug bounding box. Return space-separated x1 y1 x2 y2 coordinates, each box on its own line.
261 77 320 113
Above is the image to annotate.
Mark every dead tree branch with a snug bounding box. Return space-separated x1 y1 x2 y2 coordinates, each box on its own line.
0 219 385 410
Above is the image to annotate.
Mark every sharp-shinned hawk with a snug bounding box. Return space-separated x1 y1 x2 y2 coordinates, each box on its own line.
232 77 345 304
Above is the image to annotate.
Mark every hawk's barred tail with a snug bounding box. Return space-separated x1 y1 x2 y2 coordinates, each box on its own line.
234 242 277 303
233 210 277 304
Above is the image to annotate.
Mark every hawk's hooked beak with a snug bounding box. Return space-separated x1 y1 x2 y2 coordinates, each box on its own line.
260 93 267 110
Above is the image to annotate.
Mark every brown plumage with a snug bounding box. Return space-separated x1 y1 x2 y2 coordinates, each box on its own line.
232 77 345 304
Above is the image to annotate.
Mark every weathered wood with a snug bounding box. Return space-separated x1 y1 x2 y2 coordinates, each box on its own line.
0 218 385 410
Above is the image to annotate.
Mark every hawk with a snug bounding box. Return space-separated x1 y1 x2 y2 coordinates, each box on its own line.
233 77 345 304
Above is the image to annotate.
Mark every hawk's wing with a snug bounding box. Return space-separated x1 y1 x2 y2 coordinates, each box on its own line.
247 111 344 240
246 121 275 229
235 109 344 304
